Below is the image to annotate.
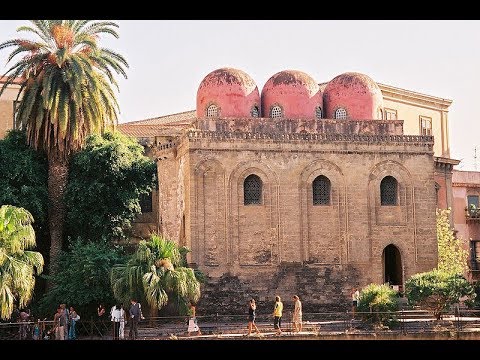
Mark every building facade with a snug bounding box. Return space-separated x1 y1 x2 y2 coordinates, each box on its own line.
120 68 444 313
452 170 480 280
0 77 22 139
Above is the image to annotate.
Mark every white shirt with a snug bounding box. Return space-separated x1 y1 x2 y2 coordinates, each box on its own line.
111 307 124 322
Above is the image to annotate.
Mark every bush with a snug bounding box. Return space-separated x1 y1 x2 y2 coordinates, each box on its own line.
405 269 475 320
35 238 126 318
357 283 399 325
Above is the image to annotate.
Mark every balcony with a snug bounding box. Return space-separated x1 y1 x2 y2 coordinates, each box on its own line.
465 207 480 221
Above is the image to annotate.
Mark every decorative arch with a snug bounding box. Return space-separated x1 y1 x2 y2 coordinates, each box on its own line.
229 161 279 266
299 159 346 264
368 160 413 227
192 158 226 267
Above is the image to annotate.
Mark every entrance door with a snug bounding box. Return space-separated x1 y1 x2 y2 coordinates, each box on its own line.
383 244 402 286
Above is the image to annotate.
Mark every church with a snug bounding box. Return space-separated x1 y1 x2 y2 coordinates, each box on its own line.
118 68 455 313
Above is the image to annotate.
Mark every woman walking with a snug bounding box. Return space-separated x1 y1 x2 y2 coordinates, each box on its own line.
292 295 302 332
246 298 261 336
187 302 201 336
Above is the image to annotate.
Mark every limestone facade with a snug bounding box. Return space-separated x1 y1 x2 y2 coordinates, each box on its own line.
140 117 437 313
119 68 447 314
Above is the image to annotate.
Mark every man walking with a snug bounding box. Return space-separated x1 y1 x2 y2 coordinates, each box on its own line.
129 298 144 340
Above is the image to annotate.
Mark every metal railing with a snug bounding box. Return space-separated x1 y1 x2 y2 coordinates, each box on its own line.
3 309 480 340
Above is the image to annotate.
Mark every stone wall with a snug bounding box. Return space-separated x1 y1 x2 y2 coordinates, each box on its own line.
147 118 437 312
199 263 360 315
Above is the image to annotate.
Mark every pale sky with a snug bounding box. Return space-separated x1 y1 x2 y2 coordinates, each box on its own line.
1 20 479 170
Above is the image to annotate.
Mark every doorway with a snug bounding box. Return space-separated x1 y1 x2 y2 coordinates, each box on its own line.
383 244 402 286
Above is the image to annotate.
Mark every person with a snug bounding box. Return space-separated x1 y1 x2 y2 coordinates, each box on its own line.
351 288 360 318
246 298 260 336
292 295 303 332
97 304 106 318
187 302 201 336
68 306 79 340
32 319 41 340
53 306 67 340
60 304 69 340
110 304 121 340
119 303 127 340
129 298 144 340
97 303 106 336
18 309 30 339
273 295 283 335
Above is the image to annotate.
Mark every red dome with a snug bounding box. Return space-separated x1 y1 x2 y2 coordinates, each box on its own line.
261 70 323 119
196 68 260 118
323 72 384 120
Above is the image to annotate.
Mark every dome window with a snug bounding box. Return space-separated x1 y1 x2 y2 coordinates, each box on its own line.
270 105 283 118
334 108 347 120
206 104 219 117
251 106 260 118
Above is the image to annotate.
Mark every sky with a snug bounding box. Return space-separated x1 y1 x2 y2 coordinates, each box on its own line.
1 20 480 170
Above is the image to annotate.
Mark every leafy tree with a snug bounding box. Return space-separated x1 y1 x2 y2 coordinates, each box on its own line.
356 283 398 325
0 20 128 277
64 132 157 242
111 234 201 315
0 130 48 232
0 205 44 319
405 269 475 320
36 238 125 318
437 208 469 275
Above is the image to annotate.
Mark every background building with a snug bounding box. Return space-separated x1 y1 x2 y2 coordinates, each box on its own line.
452 170 480 280
0 76 22 139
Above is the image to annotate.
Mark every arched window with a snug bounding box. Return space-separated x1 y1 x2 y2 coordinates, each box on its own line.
380 176 398 205
313 175 331 205
270 105 283 118
334 108 347 120
251 106 260 118
139 191 153 213
378 108 383 120
315 106 323 119
206 104 219 117
244 174 262 205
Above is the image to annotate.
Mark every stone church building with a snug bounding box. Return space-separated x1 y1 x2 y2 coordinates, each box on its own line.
120 68 453 313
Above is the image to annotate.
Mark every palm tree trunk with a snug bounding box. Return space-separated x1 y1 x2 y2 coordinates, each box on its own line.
47 157 69 287
149 304 158 326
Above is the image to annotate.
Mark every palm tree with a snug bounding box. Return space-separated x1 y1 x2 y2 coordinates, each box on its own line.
110 234 201 314
0 205 44 319
0 20 128 277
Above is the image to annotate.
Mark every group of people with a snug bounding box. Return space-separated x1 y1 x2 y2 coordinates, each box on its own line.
246 295 303 336
98 298 145 340
52 304 80 340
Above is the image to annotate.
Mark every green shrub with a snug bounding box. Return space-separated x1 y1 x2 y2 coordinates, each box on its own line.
405 269 475 320
35 238 125 318
357 283 399 325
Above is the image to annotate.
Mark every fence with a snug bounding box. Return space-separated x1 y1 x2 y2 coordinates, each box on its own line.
3 309 480 340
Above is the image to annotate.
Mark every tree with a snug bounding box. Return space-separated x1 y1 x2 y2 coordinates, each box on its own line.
437 208 468 275
405 269 475 320
64 132 157 242
0 20 128 278
0 130 48 253
0 205 44 319
110 234 201 315
36 238 125 318
356 283 398 325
